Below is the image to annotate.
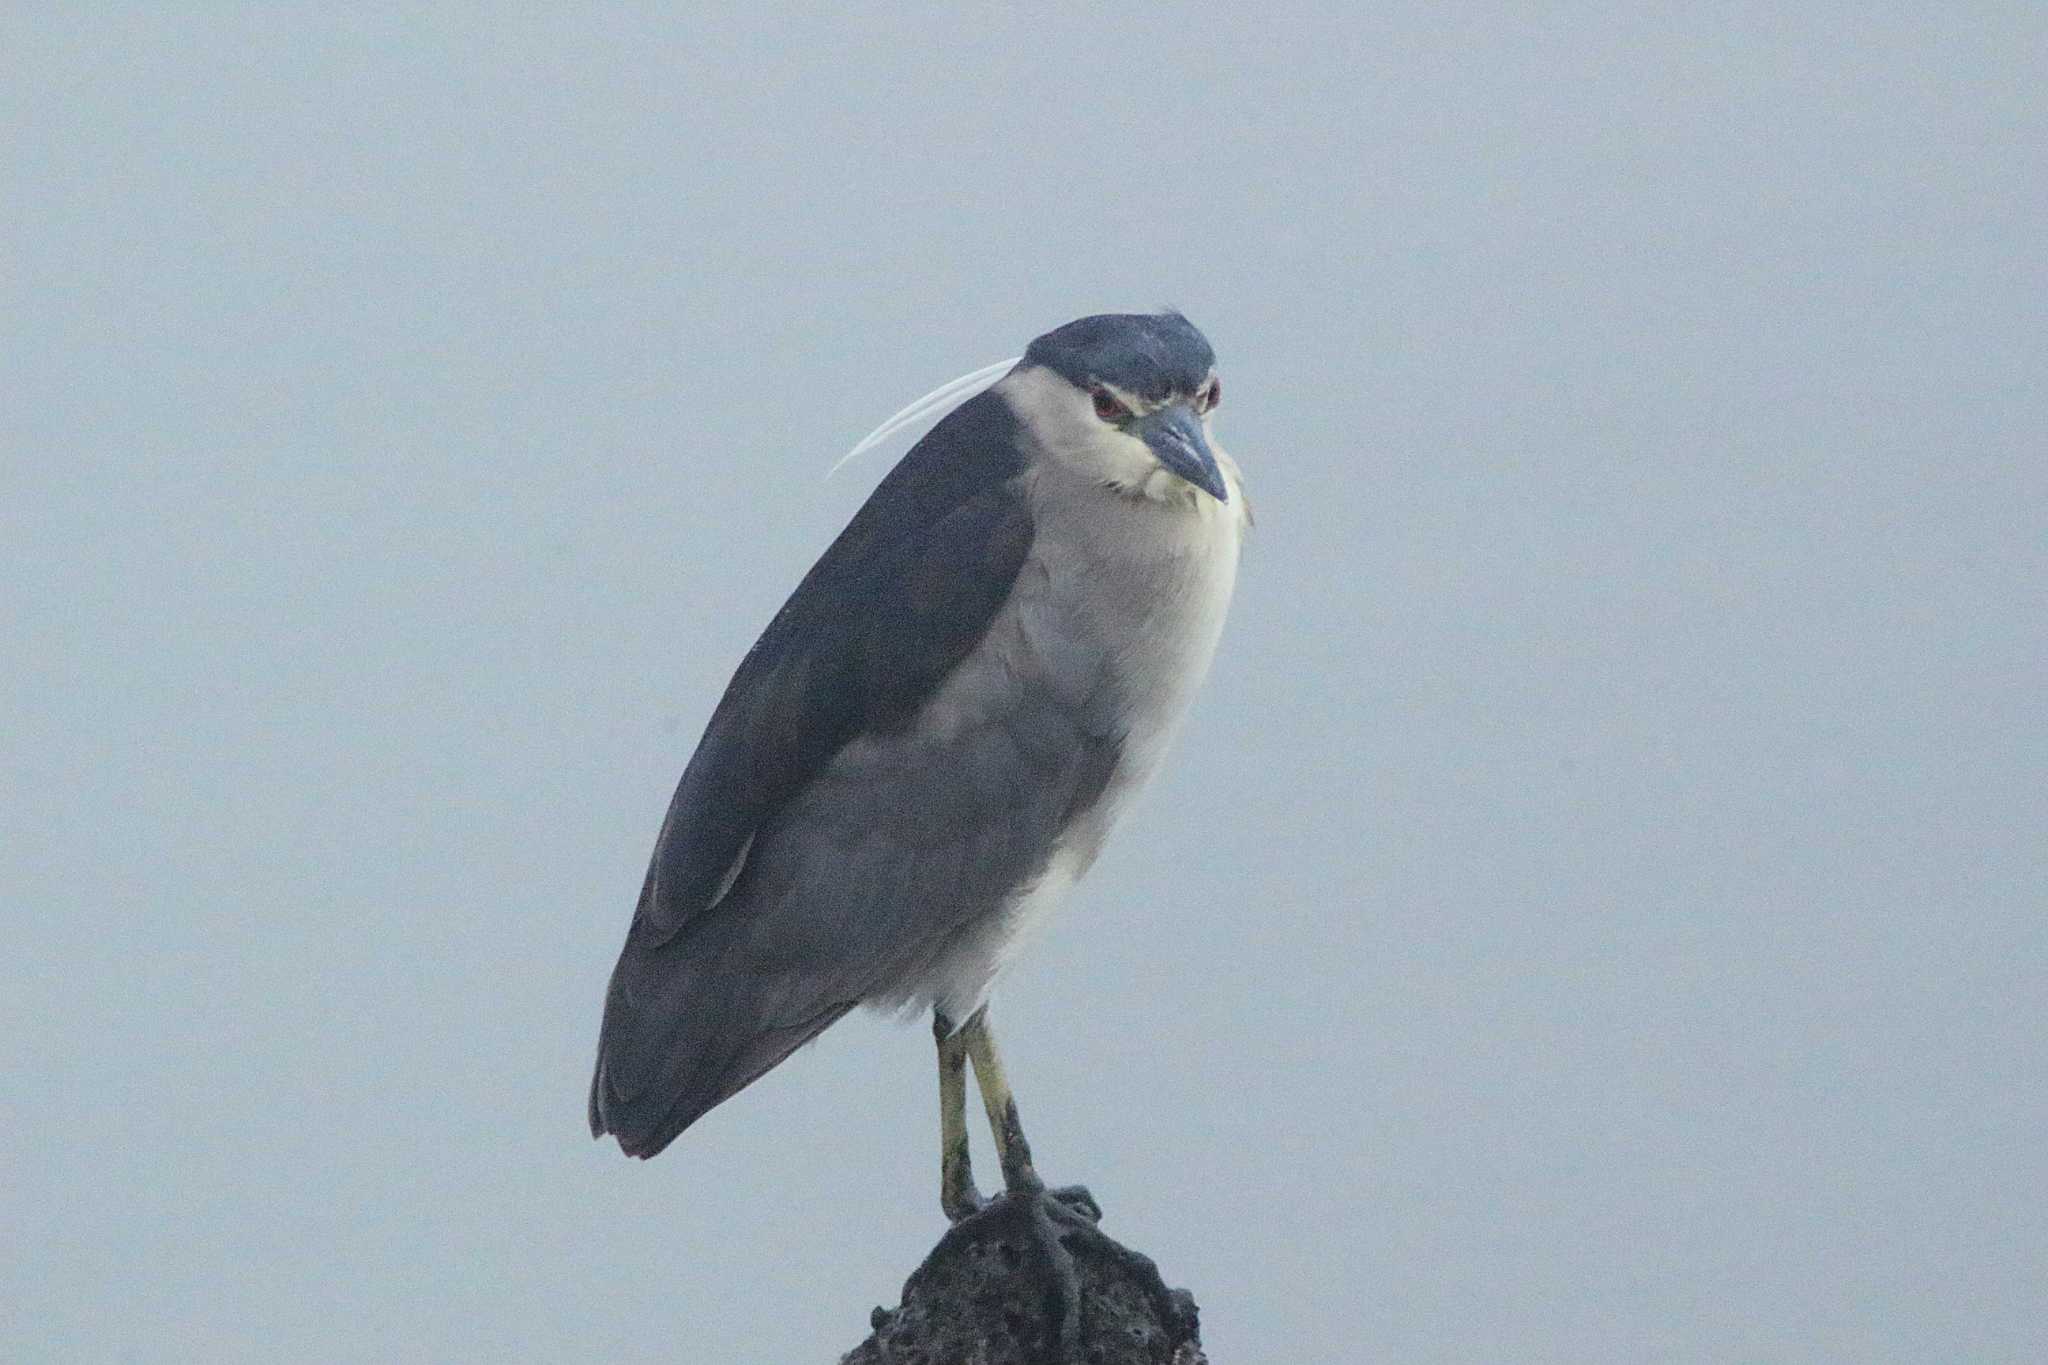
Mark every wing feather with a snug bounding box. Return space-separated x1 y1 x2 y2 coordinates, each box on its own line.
639 389 1034 942
589 388 1039 1155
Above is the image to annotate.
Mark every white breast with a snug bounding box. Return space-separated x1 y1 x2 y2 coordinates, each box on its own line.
904 375 1248 1018
931 439 1244 1011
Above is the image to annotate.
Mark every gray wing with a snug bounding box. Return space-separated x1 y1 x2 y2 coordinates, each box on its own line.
589 391 1112 1158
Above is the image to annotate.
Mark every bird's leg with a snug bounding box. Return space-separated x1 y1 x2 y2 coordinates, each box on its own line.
933 1010 984 1222
958 1005 1042 1195
959 1008 1100 1221
936 1008 1188 1364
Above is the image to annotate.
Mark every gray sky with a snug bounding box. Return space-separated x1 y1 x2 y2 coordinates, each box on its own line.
6 5 2043 1361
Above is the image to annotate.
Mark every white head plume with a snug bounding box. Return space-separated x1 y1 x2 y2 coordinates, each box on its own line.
827 356 1021 479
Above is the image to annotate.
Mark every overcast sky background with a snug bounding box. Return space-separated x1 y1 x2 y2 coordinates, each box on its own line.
6 6 2043 1361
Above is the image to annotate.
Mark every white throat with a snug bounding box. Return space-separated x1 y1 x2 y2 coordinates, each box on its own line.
994 365 1249 515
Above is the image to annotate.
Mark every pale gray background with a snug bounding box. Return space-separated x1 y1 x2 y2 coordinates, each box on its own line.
5 5 2043 1361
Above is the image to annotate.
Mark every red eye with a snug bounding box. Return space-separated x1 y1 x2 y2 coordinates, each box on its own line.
1200 377 1222 413
1091 389 1130 422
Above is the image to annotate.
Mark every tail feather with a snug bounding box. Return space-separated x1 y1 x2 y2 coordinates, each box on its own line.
588 913 858 1158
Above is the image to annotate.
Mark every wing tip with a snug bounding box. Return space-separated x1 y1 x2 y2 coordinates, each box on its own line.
588 1050 703 1161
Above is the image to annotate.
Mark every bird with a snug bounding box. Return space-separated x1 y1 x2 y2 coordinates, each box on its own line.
589 312 1246 1239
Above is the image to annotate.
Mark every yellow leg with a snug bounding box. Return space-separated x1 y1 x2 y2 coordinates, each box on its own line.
934 1012 983 1221
960 1008 1044 1194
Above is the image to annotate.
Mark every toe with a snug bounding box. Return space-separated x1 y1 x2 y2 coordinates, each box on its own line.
941 1190 989 1224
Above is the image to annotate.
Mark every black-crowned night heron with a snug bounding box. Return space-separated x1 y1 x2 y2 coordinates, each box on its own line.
590 312 1244 1246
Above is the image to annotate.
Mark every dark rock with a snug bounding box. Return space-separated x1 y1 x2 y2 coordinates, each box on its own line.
842 1194 1205 1365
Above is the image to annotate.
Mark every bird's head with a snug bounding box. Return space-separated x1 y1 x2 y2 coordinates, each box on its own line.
1006 312 1229 505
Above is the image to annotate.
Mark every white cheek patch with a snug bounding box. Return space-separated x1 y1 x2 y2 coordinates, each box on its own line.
1000 367 1181 497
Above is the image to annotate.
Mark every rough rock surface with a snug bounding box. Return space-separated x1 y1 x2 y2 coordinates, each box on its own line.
841 1194 1206 1365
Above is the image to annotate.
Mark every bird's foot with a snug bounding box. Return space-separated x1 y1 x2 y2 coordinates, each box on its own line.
941 1183 1092 1225
927 1185 1191 1365
941 1181 987 1224
990 1163 1102 1224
